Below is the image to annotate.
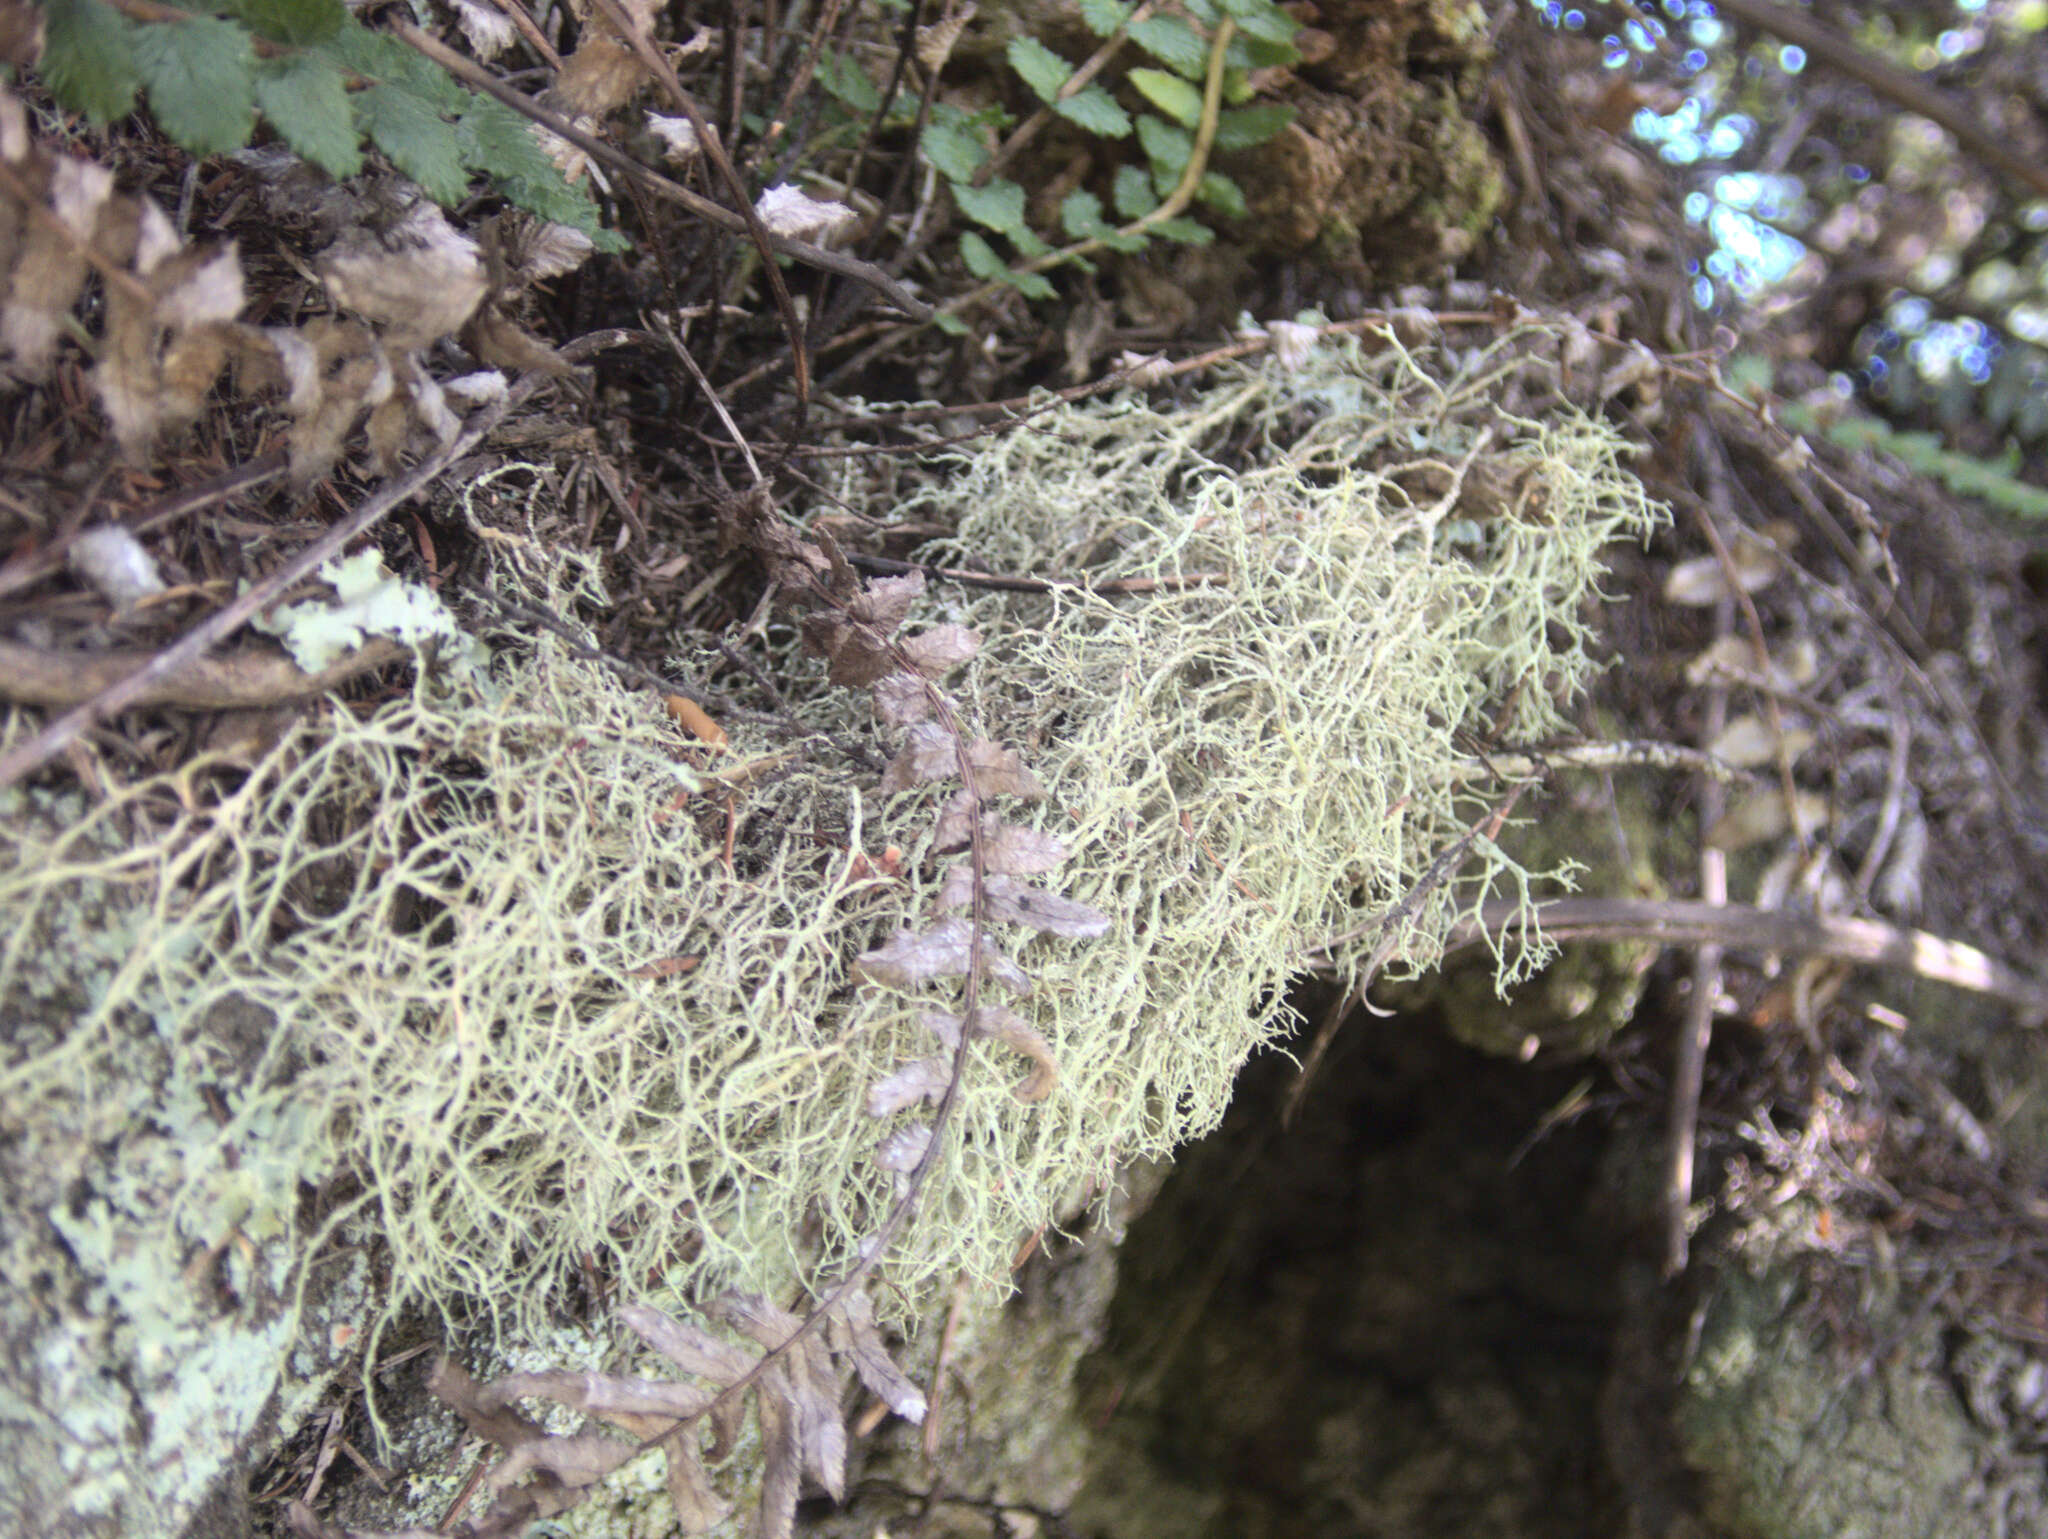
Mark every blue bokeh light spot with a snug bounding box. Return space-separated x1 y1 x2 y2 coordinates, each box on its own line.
1779 44 1806 71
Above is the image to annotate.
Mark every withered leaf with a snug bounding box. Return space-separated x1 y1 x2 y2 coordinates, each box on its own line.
318 202 488 352
803 572 925 686
618 1302 752 1457
932 798 1071 873
754 183 858 242
876 1122 933 1173
825 1289 929 1424
916 1005 1058 1103
488 1369 716 1426
663 1432 734 1533
897 622 980 678
880 718 959 793
619 1302 754 1385
487 1430 637 1494
429 1356 545 1450
872 669 935 726
963 737 1044 800
935 868 1111 940
712 1293 846 1503
753 1361 801 1539
866 1054 950 1116
854 917 1033 994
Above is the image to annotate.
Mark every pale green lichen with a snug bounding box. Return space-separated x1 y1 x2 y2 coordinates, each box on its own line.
1 328 1662 1535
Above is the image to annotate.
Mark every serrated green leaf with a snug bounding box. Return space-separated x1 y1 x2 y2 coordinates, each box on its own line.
40 0 141 124
253 54 360 177
1006 35 1072 103
319 17 468 115
1151 215 1214 244
951 177 1030 235
1112 163 1158 220
816 47 880 114
1052 84 1131 138
1213 103 1294 151
933 311 970 336
134 16 256 156
1196 171 1245 217
1078 0 1132 35
1128 67 1202 127
1136 113 1192 191
921 118 987 182
1222 0 1301 44
354 82 466 205
225 0 344 46
1129 14 1207 76
957 230 1006 281
457 95 618 244
1234 31 1299 68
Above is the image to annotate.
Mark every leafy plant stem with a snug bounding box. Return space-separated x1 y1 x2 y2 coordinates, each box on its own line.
973 0 1160 189
940 15 1234 321
667 569 997 1441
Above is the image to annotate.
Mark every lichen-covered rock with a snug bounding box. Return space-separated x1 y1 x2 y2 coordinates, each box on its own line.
0 790 363 1539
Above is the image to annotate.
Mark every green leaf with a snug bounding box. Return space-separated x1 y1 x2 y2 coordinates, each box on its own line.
1006 266 1057 300
920 116 987 182
1112 163 1159 220
320 18 467 116
933 311 970 336
134 16 256 156
958 230 1006 280
224 0 344 46
1234 31 1299 68
1010 225 1051 260
353 82 466 205
252 54 360 177
1128 67 1202 127
816 47 879 114
951 177 1029 235
1053 84 1131 137
1136 113 1192 191
40 0 141 124
458 95 619 246
958 231 1055 298
1197 171 1245 217
1129 14 1208 76
1006 35 1072 103
1213 102 1294 150
1151 215 1214 244
1077 0 1132 35
816 46 880 114
1223 0 1301 45
1062 188 1147 251
1061 188 1106 239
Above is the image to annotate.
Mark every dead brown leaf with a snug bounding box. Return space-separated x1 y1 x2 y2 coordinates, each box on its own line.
854 918 1034 994
935 867 1111 940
